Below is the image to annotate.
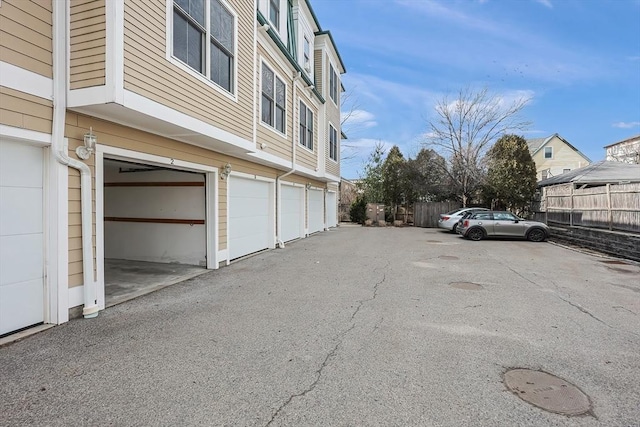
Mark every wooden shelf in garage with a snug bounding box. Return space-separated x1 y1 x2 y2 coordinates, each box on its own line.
104 182 204 187
104 217 205 225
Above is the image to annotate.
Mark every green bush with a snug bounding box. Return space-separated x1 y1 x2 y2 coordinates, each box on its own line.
349 196 367 224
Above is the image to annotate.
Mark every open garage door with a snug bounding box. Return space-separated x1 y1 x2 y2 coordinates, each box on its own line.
308 188 324 234
228 176 273 260
0 138 44 336
326 191 337 228
103 160 206 266
281 183 304 242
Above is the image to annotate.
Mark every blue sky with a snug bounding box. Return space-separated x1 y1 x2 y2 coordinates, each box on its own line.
311 0 640 179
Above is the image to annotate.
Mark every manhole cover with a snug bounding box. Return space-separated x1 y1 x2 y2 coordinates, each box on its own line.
449 282 483 290
504 369 591 416
439 255 459 260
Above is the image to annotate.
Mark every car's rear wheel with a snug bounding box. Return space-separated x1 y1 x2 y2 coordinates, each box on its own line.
467 228 484 241
527 228 546 242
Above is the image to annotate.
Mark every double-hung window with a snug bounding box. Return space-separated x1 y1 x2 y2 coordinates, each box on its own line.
303 37 310 71
299 101 313 150
269 0 280 30
261 64 286 133
173 0 235 93
329 64 338 104
544 146 553 159
329 124 338 161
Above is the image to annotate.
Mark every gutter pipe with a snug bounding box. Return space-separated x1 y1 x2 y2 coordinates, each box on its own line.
53 0 98 318
275 71 302 248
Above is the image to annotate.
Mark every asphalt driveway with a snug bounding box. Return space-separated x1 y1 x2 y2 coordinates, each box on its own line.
1 226 639 426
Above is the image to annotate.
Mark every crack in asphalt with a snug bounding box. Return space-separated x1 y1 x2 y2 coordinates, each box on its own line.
265 262 390 426
555 294 612 328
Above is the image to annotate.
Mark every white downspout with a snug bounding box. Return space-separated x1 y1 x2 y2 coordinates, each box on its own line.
52 0 99 318
275 71 302 248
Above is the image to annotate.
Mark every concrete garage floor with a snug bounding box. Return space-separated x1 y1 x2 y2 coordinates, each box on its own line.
104 259 209 307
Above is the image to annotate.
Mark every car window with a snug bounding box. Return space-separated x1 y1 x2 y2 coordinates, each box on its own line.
473 213 492 220
494 212 517 221
445 209 462 215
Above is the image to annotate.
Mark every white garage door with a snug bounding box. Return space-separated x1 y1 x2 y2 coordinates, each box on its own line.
0 139 44 336
228 176 272 260
281 184 303 242
308 189 324 234
326 191 337 228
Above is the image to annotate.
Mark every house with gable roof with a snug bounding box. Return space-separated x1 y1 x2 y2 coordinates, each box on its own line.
526 133 591 181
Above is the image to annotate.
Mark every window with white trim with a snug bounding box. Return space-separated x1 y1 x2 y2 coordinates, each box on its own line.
329 124 338 161
261 63 286 133
299 101 313 150
544 146 553 159
172 0 235 93
329 64 338 104
303 37 310 72
269 0 280 31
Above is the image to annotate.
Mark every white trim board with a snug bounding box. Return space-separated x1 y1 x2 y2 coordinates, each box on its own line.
0 61 53 100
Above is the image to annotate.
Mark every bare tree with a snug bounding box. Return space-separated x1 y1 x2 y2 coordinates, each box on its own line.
425 87 531 206
340 86 367 162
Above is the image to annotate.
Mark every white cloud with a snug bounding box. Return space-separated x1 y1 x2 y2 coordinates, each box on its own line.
341 109 377 129
612 121 640 129
534 0 553 8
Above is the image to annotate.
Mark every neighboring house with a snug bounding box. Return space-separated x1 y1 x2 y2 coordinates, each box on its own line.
604 134 640 164
527 133 591 181
0 0 345 336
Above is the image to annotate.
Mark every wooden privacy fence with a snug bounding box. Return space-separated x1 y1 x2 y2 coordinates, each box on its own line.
414 201 461 228
541 183 640 233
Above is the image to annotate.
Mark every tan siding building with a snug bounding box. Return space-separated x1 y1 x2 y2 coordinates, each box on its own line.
0 0 345 337
527 134 591 181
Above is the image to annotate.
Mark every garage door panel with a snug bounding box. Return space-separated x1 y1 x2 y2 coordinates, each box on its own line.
0 234 43 285
282 185 303 242
0 142 43 188
228 177 272 260
0 187 43 236
0 278 43 335
326 192 337 228
0 139 44 335
229 215 269 238
308 189 324 234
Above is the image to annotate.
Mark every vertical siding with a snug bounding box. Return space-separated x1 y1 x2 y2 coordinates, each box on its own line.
0 86 53 133
0 0 53 78
69 0 106 89
314 50 322 95
123 0 254 142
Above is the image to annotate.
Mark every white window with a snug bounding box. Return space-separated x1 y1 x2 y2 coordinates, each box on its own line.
541 170 549 180
544 146 553 159
329 124 338 161
563 168 570 174
303 37 311 72
261 63 286 133
172 0 235 93
299 101 313 150
329 64 338 104
269 0 280 31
